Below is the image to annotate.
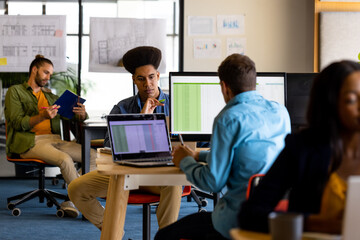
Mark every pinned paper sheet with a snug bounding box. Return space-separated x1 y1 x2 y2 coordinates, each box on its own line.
55 29 63 37
0 15 66 72
0 58 7 65
227 38 246 55
217 15 245 35
193 38 222 59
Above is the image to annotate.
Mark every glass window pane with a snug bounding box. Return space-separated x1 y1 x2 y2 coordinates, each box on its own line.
165 36 179 73
66 36 79 65
81 36 133 118
117 1 175 34
83 3 118 34
46 2 79 34
8 2 42 15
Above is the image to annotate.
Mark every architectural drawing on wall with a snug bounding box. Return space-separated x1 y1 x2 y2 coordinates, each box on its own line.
227 38 246 55
217 15 245 35
0 15 66 72
188 16 215 36
89 17 167 73
193 38 222 59
320 12 360 70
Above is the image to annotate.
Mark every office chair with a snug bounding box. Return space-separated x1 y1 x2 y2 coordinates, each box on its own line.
6 157 68 216
127 185 192 240
6 120 72 217
246 173 288 212
187 187 220 212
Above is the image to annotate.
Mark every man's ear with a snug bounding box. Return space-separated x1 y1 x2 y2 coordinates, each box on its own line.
220 80 234 103
32 66 38 75
156 71 160 80
220 80 229 95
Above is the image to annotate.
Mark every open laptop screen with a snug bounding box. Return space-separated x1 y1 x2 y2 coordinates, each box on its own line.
107 114 172 161
109 119 169 154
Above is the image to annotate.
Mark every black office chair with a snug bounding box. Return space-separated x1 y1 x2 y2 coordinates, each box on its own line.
187 187 220 212
7 157 68 216
6 120 72 217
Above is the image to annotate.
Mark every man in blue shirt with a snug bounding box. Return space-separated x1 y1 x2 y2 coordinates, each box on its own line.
68 46 182 231
155 54 291 239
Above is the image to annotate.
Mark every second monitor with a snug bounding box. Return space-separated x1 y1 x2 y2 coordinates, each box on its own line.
169 72 286 141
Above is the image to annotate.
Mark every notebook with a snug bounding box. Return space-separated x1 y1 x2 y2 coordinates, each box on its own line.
342 175 360 240
54 90 86 119
106 113 174 167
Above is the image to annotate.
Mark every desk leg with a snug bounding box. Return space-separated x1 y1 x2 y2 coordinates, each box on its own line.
81 128 91 175
101 175 129 240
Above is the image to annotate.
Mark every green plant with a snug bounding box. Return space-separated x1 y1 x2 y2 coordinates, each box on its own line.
0 65 92 96
0 72 28 88
50 65 93 96
50 65 79 96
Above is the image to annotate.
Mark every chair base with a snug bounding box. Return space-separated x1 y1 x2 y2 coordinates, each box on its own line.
7 188 67 212
7 166 68 216
188 188 220 212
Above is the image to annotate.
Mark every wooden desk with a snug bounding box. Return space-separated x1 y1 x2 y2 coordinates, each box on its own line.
96 151 192 240
81 121 107 174
80 120 198 175
230 229 270 240
229 229 342 240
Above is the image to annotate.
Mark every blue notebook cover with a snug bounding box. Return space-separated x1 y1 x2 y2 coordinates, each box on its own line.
54 90 86 119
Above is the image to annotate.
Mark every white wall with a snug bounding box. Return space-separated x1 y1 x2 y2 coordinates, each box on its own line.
183 0 314 72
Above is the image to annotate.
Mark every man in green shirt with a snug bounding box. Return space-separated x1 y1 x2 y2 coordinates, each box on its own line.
5 54 97 217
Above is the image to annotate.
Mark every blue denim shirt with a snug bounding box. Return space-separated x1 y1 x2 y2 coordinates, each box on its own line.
112 87 169 116
103 87 169 147
179 91 291 238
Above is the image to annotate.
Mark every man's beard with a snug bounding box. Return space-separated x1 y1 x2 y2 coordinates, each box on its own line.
34 73 47 87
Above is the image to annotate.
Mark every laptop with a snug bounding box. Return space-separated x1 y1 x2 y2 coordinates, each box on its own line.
342 176 360 240
106 113 174 167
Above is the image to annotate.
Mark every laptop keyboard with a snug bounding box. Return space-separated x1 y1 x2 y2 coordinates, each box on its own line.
128 158 172 163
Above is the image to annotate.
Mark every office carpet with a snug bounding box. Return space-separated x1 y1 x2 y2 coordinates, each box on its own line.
0 178 214 240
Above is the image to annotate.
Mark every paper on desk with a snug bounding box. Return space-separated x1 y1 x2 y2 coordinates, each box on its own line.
84 118 106 124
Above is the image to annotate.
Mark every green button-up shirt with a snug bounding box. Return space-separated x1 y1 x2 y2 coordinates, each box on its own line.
5 82 61 156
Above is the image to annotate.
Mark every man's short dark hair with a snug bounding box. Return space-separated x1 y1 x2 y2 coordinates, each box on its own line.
122 46 162 74
217 54 256 95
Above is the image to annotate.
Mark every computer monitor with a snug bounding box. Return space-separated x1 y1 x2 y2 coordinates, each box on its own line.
169 72 286 141
286 73 318 132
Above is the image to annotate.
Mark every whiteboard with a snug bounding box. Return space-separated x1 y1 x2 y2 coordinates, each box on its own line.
89 17 167 73
183 0 314 73
0 15 66 72
320 12 360 70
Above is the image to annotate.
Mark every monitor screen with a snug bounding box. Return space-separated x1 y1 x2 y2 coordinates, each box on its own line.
169 72 286 141
286 73 318 131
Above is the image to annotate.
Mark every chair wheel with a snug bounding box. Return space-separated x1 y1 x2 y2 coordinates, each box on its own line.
56 209 65 218
200 199 208 207
12 208 21 216
47 200 54 208
52 178 59 185
198 208 207 213
7 203 15 210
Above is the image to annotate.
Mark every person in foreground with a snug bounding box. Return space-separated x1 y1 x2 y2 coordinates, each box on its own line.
68 46 182 230
5 54 97 217
238 60 360 234
154 54 291 240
